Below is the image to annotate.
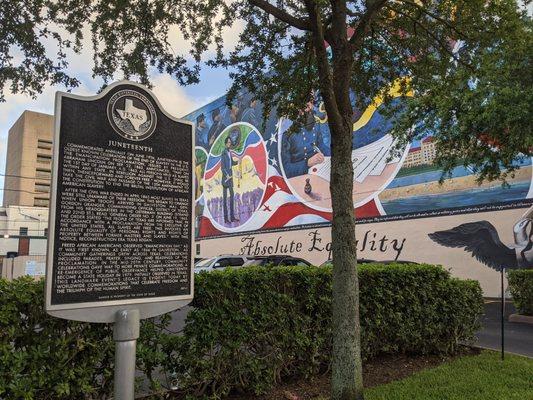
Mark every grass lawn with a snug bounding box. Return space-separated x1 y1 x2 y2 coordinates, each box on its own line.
364 351 533 400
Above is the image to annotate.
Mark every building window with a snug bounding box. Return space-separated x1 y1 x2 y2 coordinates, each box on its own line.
35 183 50 193
35 168 51 180
37 139 53 150
44 228 48 237
19 227 28 236
34 198 49 207
36 155 52 164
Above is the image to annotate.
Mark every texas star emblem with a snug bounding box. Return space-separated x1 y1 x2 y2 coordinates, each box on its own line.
107 89 157 141
116 99 147 131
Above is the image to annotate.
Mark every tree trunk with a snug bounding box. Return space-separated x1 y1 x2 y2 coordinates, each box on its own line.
306 3 363 397
329 120 363 400
328 63 363 400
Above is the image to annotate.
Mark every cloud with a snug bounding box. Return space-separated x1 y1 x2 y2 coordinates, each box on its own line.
151 75 202 116
167 16 245 58
0 77 98 127
0 14 236 180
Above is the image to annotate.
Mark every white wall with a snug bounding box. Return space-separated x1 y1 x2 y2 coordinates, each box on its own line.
196 206 530 298
29 238 47 255
0 238 19 255
1 255 46 280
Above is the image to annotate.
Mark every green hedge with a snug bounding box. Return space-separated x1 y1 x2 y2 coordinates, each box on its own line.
0 277 114 399
0 264 483 399
508 269 533 315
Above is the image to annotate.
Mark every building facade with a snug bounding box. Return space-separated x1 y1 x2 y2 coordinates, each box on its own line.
3 110 53 208
0 205 49 238
403 136 437 168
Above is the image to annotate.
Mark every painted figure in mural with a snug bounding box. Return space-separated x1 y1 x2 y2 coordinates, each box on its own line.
208 108 225 146
241 94 259 128
229 125 241 147
222 136 239 223
196 113 210 149
429 206 533 270
221 103 241 127
281 109 331 178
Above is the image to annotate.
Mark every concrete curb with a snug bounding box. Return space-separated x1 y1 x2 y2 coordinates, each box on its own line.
509 313 533 325
471 344 533 359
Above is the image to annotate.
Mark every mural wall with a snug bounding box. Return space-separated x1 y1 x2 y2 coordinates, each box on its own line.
184 88 533 241
183 87 533 297
193 207 532 297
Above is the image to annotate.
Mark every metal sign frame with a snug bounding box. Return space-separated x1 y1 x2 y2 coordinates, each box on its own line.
45 80 195 323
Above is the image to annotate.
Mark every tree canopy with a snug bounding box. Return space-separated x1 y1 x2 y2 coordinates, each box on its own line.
1 0 531 180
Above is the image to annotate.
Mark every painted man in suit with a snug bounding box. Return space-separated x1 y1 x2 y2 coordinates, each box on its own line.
281 109 331 178
241 94 259 128
221 136 239 223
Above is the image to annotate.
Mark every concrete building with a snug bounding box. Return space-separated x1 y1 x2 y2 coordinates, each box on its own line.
403 146 422 168
0 205 48 267
3 110 53 208
403 136 437 168
0 110 51 274
0 205 49 238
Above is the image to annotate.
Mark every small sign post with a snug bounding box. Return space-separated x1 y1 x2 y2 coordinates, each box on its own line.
501 266 505 361
45 81 195 399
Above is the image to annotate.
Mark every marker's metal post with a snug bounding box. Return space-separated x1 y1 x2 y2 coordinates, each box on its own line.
114 309 140 400
501 268 505 361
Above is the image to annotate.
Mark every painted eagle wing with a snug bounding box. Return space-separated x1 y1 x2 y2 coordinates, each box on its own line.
428 221 517 270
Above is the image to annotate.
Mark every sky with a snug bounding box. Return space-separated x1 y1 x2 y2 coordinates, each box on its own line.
0 21 243 192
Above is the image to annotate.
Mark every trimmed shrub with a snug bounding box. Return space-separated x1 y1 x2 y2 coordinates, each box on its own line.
169 263 483 397
359 264 483 357
0 277 171 399
0 277 114 399
508 269 533 315
0 264 483 399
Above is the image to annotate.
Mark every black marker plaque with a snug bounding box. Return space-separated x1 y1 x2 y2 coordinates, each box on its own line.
45 81 194 316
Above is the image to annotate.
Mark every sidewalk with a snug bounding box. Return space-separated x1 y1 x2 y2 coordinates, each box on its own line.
475 301 533 358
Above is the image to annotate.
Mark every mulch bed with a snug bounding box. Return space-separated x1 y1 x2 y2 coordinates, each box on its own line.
225 347 481 400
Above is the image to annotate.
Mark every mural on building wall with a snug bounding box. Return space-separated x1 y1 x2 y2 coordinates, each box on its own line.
429 206 533 270
185 88 533 239
278 86 408 212
202 123 267 231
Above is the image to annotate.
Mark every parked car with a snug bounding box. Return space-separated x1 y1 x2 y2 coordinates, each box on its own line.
244 255 312 267
320 259 418 266
194 255 249 273
376 260 419 265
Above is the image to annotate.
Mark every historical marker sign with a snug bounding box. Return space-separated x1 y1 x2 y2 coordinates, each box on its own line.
46 81 194 322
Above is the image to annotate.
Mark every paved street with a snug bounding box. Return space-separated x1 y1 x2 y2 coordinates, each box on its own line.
167 305 191 333
476 301 533 358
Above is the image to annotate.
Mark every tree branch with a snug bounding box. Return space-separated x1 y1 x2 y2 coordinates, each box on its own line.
378 26 415 64
349 0 389 51
248 0 315 32
386 5 474 71
398 0 468 39
302 0 344 130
